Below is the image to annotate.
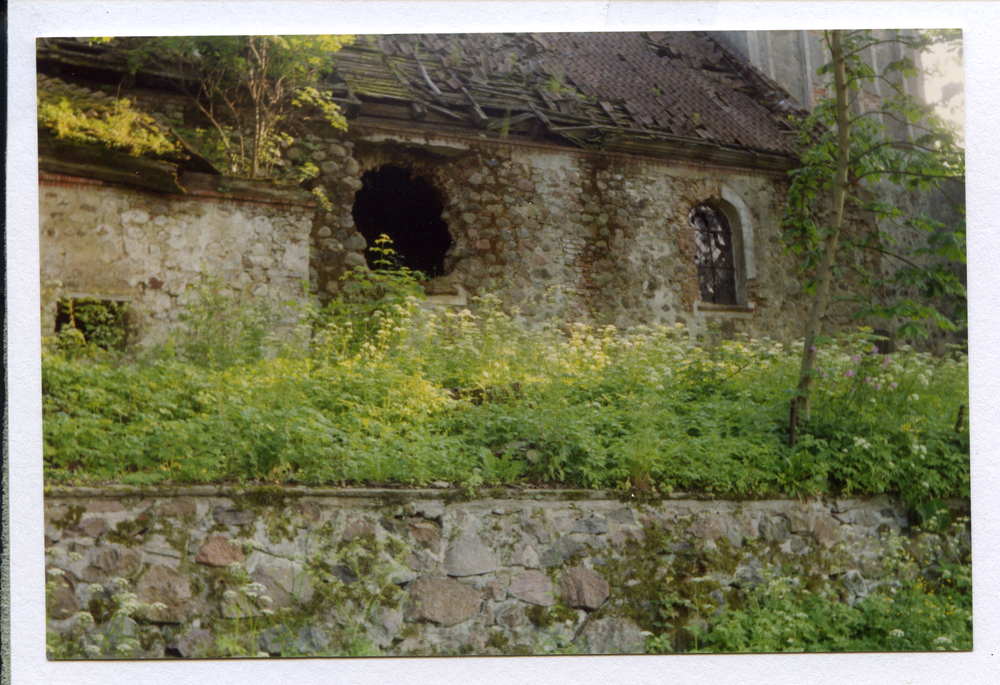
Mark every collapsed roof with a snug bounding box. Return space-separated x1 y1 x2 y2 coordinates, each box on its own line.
324 32 806 169
36 32 808 174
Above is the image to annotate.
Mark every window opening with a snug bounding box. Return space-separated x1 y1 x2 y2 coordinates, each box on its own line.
690 203 737 305
54 297 131 349
351 165 453 278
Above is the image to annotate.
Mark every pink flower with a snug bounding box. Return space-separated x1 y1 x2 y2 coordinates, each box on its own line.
823 372 829 379
890 382 898 389
876 383 882 390
870 345 879 355
865 376 872 383
851 355 861 364
810 346 818 355
845 369 856 378
883 356 891 367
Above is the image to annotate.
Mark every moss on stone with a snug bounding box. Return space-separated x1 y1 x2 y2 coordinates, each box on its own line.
53 504 85 531
106 518 148 547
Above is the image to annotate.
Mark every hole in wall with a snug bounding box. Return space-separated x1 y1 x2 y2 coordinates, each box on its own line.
351 165 453 278
54 297 131 349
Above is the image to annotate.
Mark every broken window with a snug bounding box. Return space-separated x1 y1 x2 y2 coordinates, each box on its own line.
351 165 453 278
54 297 131 349
690 203 737 305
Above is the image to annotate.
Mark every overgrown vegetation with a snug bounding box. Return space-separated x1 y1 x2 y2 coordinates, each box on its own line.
42 263 969 506
108 35 354 177
646 516 972 653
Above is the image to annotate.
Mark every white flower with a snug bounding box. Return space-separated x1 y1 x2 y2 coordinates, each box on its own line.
223 589 239 601
889 629 905 639
72 611 95 626
47 567 65 577
934 636 952 645
84 645 102 658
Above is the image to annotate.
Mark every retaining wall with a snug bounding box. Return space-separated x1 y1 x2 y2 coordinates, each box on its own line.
43 487 970 657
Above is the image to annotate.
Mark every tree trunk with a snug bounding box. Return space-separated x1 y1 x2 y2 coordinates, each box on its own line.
796 30 853 424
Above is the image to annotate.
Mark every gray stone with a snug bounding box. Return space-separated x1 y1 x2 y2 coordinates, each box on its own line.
520 518 552 544
170 627 213 658
212 506 256 527
578 617 645 655
46 570 80 620
445 533 498 576
344 251 367 268
260 625 331 655
508 569 554 606
495 602 528 629
80 544 142 582
405 575 481 626
136 564 192 623
571 516 608 535
758 516 790 544
732 557 764 590
560 565 610 610
607 508 635 524
343 234 367 251
408 521 441 549
540 536 587 567
327 143 347 158
343 157 360 176
285 147 304 161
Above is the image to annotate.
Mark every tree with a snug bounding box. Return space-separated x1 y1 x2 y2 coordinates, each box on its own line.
121 35 354 178
782 30 966 424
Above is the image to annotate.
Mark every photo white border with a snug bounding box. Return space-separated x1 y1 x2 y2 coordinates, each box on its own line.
7 3 999 684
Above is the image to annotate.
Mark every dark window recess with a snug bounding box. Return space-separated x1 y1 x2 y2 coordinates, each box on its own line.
351 165 453 278
55 298 131 349
690 204 737 305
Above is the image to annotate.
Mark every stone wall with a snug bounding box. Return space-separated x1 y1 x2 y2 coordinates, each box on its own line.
39 173 316 345
44 486 969 657
298 126 876 345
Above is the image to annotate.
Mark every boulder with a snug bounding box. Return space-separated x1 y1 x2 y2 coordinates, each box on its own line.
136 564 192 623
445 533 497 577
508 569 554 607
405 575 481 626
578 617 645 655
560 566 610 610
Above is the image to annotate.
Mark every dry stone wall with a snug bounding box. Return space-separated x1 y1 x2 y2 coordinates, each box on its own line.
44 487 968 657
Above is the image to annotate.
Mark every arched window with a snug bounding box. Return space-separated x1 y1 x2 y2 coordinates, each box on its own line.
690 203 738 305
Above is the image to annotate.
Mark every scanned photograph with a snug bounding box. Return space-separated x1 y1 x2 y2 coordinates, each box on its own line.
38 30 968 658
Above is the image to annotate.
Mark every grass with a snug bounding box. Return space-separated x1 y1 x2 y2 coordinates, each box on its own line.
42 272 969 507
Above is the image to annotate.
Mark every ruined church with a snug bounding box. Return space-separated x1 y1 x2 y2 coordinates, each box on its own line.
37 31 941 347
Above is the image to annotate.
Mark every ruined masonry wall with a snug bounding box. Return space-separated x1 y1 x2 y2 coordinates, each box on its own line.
44 488 966 657
300 128 867 345
39 174 315 345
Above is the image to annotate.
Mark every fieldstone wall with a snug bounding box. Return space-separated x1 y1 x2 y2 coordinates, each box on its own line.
291 126 877 346
44 487 969 657
39 173 316 345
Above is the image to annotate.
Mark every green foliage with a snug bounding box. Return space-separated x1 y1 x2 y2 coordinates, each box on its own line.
782 30 966 341
671 520 972 653
38 97 178 157
41 276 969 498
116 34 353 177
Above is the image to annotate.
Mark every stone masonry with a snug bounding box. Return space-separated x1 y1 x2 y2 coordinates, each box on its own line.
44 487 969 657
